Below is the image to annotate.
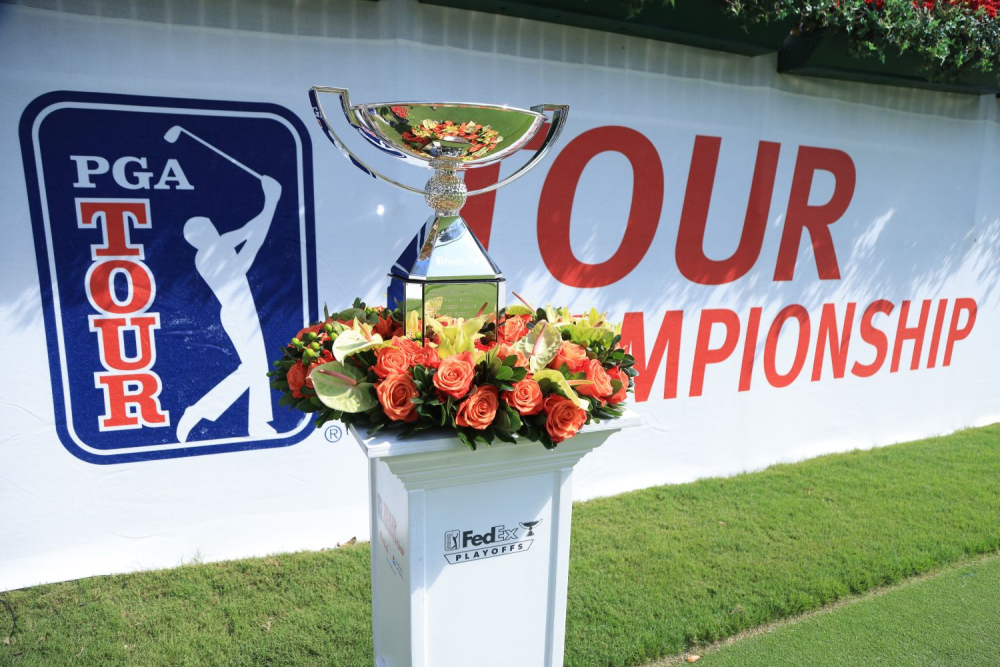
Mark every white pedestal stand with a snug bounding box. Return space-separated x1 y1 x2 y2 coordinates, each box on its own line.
351 411 639 667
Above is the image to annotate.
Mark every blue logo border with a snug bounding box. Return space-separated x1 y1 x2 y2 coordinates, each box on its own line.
19 90 319 465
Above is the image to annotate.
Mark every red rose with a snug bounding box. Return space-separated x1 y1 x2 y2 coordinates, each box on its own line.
575 359 613 399
475 339 500 352
606 366 628 405
373 316 402 339
287 361 307 399
501 379 543 416
542 395 587 444
432 351 476 400
376 372 419 423
373 346 410 379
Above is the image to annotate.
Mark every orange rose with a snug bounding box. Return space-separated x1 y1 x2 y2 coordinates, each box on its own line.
376 372 419 422
548 341 588 373
543 394 587 444
393 336 441 369
501 379 543 416
432 351 476 400
575 359 613 399
410 343 441 369
373 346 410 379
455 385 499 430
495 343 529 369
498 317 529 344
606 366 628 405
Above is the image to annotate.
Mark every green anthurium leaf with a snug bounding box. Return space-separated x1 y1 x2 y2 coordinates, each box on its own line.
310 361 379 413
331 322 385 362
512 321 562 373
532 369 589 410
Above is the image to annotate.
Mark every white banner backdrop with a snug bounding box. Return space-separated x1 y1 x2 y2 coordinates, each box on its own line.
1 0 998 591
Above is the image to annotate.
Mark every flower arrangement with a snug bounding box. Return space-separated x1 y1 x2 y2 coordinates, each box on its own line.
268 298 636 450
400 119 504 160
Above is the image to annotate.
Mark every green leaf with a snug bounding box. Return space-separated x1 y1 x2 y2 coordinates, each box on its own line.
457 430 475 451
532 369 589 410
495 430 518 444
310 360 379 413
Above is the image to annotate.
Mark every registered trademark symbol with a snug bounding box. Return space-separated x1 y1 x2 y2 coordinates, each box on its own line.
324 424 343 443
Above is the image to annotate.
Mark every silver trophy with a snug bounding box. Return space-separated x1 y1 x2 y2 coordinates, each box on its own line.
309 86 568 338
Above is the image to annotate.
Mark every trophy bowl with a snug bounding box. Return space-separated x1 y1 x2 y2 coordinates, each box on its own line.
309 86 569 339
354 102 546 169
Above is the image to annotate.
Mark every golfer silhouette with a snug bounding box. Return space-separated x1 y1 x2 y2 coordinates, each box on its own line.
175 169 281 443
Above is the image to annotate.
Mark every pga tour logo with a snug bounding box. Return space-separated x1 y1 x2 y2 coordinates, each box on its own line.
443 520 541 565
19 91 317 463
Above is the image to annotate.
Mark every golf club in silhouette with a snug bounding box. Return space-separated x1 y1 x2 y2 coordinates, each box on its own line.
164 126 264 179
168 125 280 443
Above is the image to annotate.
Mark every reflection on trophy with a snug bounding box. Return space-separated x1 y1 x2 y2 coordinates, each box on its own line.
519 520 541 537
309 86 568 338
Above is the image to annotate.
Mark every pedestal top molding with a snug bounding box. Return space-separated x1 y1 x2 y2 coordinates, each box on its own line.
350 411 641 489
353 410 641 459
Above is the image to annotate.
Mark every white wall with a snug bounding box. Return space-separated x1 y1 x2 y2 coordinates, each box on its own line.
1 0 997 591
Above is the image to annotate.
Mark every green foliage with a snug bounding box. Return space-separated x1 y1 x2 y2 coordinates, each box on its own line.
727 0 1000 83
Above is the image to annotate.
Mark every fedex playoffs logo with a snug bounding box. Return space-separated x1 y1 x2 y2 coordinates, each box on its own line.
19 91 317 463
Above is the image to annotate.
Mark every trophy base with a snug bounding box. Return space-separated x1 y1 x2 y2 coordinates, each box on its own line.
387 212 506 340
388 276 506 340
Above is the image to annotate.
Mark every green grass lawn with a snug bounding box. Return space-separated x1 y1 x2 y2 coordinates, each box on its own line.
2 424 999 666
698 553 1000 666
